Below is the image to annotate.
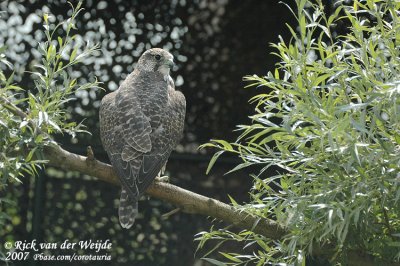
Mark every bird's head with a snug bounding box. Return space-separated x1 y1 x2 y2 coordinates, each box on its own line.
137 48 174 76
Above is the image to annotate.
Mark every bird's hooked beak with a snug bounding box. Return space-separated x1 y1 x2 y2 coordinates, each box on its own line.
164 58 175 68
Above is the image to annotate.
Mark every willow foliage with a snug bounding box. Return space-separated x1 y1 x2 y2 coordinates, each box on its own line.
0 3 99 260
199 0 400 265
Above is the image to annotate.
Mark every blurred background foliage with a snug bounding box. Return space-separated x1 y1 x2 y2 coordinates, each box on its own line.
0 0 299 265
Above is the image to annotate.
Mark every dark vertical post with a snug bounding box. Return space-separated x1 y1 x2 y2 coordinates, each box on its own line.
30 170 47 266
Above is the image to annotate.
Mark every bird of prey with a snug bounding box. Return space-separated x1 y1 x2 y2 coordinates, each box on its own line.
99 48 186 229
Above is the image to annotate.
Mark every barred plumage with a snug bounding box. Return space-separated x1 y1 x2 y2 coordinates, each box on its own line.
99 48 186 229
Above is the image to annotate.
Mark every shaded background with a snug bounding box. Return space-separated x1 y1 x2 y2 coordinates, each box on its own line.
0 0 297 265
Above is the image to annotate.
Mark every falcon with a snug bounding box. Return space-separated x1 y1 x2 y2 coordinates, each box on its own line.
99 48 186 229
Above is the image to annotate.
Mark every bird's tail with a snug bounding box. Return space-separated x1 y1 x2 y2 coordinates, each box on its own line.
119 188 138 229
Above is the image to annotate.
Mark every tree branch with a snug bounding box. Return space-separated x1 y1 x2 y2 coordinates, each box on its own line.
0 96 29 119
44 144 285 240
4 94 282 238
45 144 400 266
2 98 399 266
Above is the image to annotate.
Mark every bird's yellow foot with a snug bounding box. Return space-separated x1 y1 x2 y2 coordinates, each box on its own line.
155 175 169 183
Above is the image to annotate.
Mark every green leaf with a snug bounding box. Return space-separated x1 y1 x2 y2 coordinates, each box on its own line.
228 195 238 206
43 13 48 24
212 139 234 151
70 46 78 62
46 44 54 61
57 36 63 48
394 134 400 145
202 258 226 266
26 147 37 162
0 119 7 128
206 150 224 175
19 120 29 129
219 252 242 263
0 45 7 54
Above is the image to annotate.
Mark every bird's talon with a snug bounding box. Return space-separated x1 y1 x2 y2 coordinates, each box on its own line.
85 146 96 166
155 175 169 183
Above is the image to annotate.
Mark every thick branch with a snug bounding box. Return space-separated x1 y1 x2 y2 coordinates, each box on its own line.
2 98 399 266
45 145 400 266
44 144 285 240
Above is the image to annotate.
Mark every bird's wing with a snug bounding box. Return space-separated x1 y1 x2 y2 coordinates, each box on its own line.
136 87 186 195
115 87 152 154
99 86 152 199
136 130 173 194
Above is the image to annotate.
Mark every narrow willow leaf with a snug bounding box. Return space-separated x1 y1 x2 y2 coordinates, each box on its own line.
70 46 78 62
201 258 226 266
206 150 224 175
57 36 63 48
219 252 242 263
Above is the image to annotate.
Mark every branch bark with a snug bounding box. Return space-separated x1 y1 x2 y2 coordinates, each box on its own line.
1 95 284 239
45 146 400 266
44 144 285 240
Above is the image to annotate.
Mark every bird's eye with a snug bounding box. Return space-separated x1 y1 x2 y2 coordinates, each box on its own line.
154 54 161 61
